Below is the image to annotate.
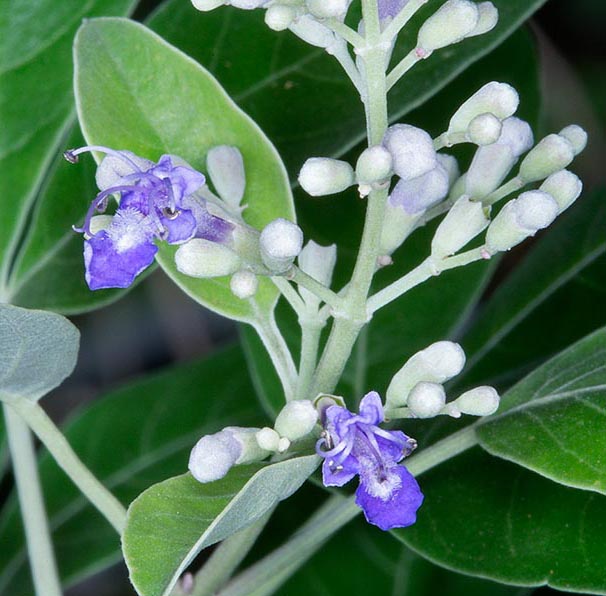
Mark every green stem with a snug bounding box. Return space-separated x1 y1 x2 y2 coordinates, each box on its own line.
484 176 524 205
325 18 365 48
3 404 63 596
291 267 342 310
381 0 430 42
328 41 363 94
10 400 126 534
271 277 307 317
386 50 422 91
296 321 323 401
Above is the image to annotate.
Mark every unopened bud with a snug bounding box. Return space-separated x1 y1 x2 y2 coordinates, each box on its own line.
191 0 224 11
407 382 447 418
389 165 449 215
454 386 500 416
274 400 319 441
519 134 575 183
297 241 337 308
265 5 296 30
417 0 479 52
356 145 393 184
380 202 421 254
230 270 258 299
448 82 519 135
260 218 304 272
277 437 291 453
437 154 460 186
466 1 498 37
540 170 582 213
256 427 281 451
230 0 267 8
175 239 241 278
386 341 466 407
498 117 534 156
289 15 336 48
383 124 437 181
467 113 502 145
206 146 246 208
486 190 559 253
306 0 349 18
431 196 489 258
558 125 587 156
299 157 355 197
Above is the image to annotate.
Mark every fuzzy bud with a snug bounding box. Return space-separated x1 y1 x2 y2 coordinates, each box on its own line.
230 270 258 299
383 124 437 181
274 400 319 441
356 145 393 185
453 386 500 416
206 146 246 208
230 0 267 8
467 113 502 146
289 15 336 48
260 218 304 272
191 0 224 11
297 241 337 308
437 154 460 187
256 427 281 451
175 239 241 278
486 190 559 253
448 82 519 135
265 5 296 30
380 202 422 255
431 196 490 258
389 165 449 215
539 170 583 213
559 125 588 155
306 0 349 18
417 0 479 52
386 341 466 407
407 382 447 418
466 2 498 37
299 157 355 197
519 134 575 183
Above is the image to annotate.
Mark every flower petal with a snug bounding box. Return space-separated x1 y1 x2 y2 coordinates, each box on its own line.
321 458 357 487
357 391 384 425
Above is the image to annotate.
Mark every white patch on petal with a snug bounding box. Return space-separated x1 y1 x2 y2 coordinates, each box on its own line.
108 208 154 253
363 466 402 501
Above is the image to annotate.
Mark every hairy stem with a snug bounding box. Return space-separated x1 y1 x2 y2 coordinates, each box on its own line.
3 404 63 596
296 321 323 401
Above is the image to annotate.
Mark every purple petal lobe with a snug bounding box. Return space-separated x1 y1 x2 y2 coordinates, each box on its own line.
358 391 384 425
161 208 197 244
379 0 409 20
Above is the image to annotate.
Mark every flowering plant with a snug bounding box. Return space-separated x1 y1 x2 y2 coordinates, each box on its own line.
1 1 605 595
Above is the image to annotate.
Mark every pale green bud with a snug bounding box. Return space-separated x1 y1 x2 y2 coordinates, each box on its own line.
256 427 281 451
260 218 304 273
431 196 490 258
486 190 559 253
191 0 224 11
519 134 575 183
356 145 393 185
299 157 355 197
383 124 437 181
417 0 479 52
559 125 588 155
407 382 446 418
230 270 258 299
453 386 500 416
466 143 516 199
438 154 460 187
225 427 270 463
289 15 336 48
175 239 241 278
466 1 498 37
297 241 337 308
539 170 583 213
206 146 246 208
386 341 466 407
306 0 349 19
467 113 502 146
274 400 319 441
448 82 519 135
380 201 422 254
265 5 296 31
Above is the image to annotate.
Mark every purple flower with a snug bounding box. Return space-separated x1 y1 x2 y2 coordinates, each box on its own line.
316 391 423 530
379 0 409 21
65 146 233 290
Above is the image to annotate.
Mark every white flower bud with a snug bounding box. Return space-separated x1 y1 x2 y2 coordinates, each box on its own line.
386 341 466 407
289 15 336 48
454 386 500 416
466 2 498 37
230 270 258 299
230 0 267 8
265 5 296 30
380 202 422 255
297 241 337 308
95 151 153 191
431 196 490 258
277 437 291 453
448 82 519 135
389 165 449 215
448 172 467 202
256 427 281 451
498 117 534 156
486 190 559 253
383 124 437 181
540 170 582 213
298 157 355 197
260 218 304 272
407 382 447 418
356 145 393 184
88 215 113 236
437 154 460 187
206 146 246 208
306 0 349 19
417 0 479 52
224 426 270 463
519 134 575 183
467 113 502 146
274 400 319 441
559 125 587 155
191 0 224 11
175 239 241 278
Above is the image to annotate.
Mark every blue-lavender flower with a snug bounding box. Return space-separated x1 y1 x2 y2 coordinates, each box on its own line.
316 391 423 530
64 146 233 290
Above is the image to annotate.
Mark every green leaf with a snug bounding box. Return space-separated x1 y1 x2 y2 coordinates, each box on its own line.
0 346 261 594
74 17 294 323
124 456 319 596
149 0 548 176
0 0 136 310
476 326 606 495
0 304 79 404
461 188 606 387
397 448 606 595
